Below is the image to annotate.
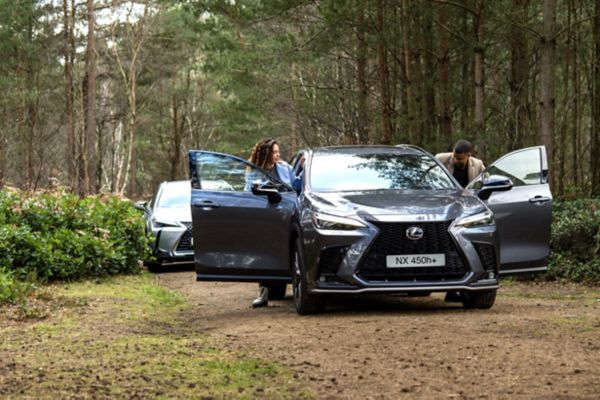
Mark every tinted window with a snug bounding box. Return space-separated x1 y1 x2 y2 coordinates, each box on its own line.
309 152 455 192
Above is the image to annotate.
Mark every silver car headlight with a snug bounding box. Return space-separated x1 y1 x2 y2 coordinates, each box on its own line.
151 218 180 229
312 212 366 230
455 210 495 228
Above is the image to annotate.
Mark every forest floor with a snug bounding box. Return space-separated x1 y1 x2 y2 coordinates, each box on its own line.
1 270 600 399
158 271 600 399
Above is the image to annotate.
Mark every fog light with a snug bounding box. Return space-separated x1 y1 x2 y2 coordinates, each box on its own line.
319 276 327 282
488 272 496 279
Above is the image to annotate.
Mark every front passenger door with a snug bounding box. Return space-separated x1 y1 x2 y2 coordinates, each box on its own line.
468 146 552 274
188 151 297 283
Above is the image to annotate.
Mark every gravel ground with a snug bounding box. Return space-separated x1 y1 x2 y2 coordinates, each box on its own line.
158 271 600 399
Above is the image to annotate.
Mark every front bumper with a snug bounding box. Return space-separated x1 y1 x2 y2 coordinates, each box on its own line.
150 222 194 264
302 215 499 294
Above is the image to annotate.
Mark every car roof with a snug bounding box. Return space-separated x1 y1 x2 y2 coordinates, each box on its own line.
311 144 429 156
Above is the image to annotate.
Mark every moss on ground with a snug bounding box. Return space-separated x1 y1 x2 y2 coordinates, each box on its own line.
0 274 309 399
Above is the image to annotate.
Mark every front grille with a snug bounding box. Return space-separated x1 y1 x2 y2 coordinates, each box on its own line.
176 222 193 251
358 221 468 282
474 243 496 272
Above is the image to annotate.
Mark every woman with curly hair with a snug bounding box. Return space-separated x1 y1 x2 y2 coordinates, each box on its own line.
244 138 301 192
245 138 303 307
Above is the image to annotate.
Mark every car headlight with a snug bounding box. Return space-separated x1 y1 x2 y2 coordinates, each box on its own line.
312 212 366 230
455 210 495 228
151 218 180 228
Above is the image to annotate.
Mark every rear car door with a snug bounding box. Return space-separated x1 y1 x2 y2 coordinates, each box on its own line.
188 150 297 283
468 146 552 274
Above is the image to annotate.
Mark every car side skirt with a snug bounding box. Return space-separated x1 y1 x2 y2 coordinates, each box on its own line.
499 266 547 275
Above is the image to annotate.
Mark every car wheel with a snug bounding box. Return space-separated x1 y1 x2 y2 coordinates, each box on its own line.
292 237 324 315
461 289 497 309
268 283 287 300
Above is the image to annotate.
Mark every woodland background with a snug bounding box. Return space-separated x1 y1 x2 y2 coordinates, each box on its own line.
1 0 599 199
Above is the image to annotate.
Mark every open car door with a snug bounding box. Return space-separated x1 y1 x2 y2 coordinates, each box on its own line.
468 146 552 274
188 150 297 283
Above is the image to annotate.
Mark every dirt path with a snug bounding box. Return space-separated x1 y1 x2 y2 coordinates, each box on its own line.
158 271 600 399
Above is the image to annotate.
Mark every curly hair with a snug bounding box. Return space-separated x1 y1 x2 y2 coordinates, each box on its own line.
248 138 278 169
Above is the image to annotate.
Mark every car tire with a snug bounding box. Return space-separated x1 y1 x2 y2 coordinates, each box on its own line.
461 289 497 309
268 283 287 300
292 237 324 315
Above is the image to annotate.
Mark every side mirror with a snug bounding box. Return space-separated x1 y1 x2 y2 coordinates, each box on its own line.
134 200 148 212
477 175 513 200
251 182 282 204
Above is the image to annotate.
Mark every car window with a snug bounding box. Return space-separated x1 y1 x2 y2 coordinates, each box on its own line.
192 152 276 192
471 147 542 189
309 152 455 192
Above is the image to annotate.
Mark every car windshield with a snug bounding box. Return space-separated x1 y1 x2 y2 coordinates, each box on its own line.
309 152 456 192
157 184 191 208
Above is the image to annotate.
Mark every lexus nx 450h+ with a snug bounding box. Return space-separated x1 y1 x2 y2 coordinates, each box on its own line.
188 145 551 314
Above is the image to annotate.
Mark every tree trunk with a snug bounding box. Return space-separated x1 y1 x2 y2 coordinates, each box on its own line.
290 64 299 152
377 0 392 144
85 0 97 194
460 0 470 137
570 0 580 187
170 94 181 181
422 6 437 146
509 0 529 151
63 0 76 189
400 0 416 144
539 0 555 188
473 0 485 139
356 6 369 144
592 0 600 195
438 2 452 141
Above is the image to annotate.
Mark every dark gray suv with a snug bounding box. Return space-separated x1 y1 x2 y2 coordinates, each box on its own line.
188 145 551 314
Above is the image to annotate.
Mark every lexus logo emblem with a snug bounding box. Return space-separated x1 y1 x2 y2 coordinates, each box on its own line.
406 226 424 240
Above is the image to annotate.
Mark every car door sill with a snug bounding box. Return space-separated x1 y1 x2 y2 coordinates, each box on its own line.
196 273 292 283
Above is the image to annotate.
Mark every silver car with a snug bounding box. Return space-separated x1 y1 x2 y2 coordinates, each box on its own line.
137 180 194 270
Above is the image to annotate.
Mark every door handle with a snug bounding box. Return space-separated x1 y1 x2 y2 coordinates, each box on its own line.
192 200 221 209
529 196 551 204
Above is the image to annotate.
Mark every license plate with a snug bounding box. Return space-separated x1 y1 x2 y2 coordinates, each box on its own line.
386 254 445 268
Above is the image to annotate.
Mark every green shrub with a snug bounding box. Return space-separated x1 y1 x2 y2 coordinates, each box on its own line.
0 268 36 305
547 198 600 283
0 190 151 293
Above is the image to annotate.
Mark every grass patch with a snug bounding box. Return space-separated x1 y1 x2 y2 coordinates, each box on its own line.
0 274 308 399
500 282 600 303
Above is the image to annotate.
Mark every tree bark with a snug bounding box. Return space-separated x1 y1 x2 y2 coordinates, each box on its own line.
377 0 392 144
170 94 182 181
438 2 452 140
356 5 369 144
509 0 529 151
77 0 97 196
422 5 437 146
63 0 76 190
592 0 600 195
570 0 580 187
539 0 555 187
473 0 485 138
400 0 416 144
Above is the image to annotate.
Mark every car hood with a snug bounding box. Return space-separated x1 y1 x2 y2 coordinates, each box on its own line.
153 206 191 223
307 189 485 222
